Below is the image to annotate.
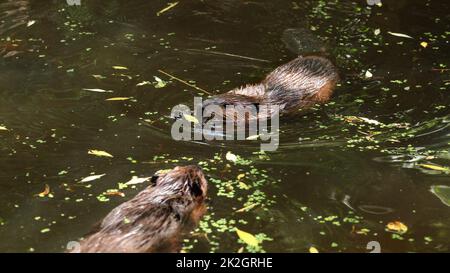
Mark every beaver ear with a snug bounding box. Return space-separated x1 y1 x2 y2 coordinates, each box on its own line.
150 175 159 185
190 179 203 197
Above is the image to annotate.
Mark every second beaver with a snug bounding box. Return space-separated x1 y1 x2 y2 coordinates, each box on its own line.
71 165 208 253
202 55 339 120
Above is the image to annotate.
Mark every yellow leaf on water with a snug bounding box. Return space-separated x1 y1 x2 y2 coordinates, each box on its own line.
183 114 199 124
419 164 449 172
236 228 259 247
309 246 319 253
112 66 128 70
420 41 428 48
105 97 131 101
235 203 258 213
88 149 114 158
156 2 179 16
0 125 8 131
386 221 408 234
238 182 250 190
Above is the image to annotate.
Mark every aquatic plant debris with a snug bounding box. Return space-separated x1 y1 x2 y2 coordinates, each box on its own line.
80 174 106 183
105 97 131 101
112 66 128 70
156 2 179 16
183 114 199 124
82 88 113 93
236 228 259 247
309 246 319 253
125 176 152 185
88 150 114 158
225 151 238 163
153 76 167 88
386 221 408 234
157 69 211 95
387 31 414 39
35 184 50 198
419 164 449 172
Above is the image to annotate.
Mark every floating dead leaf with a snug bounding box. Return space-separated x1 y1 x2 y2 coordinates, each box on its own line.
237 173 245 180
3 50 22 58
419 164 449 172
112 66 128 70
35 184 50 197
0 125 8 131
387 31 413 39
156 2 179 16
80 174 106 183
238 182 250 190
183 114 199 124
365 70 373 79
136 81 151 87
246 135 259 140
105 97 131 101
82 88 113 93
27 20 36 27
386 221 408 234
88 149 114 158
92 74 106 80
125 176 152 185
226 151 238 163
153 76 167 88
309 246 319 253
236 228 259 247
104 190 125 197
344 116 382 125
420 41 428 48
235 203 258 213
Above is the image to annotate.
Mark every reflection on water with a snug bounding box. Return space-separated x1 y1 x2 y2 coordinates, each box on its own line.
0 0 449 252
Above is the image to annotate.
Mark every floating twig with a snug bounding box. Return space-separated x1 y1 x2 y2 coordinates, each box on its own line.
157 69 211 95
186 48 271 63
156 2 179 16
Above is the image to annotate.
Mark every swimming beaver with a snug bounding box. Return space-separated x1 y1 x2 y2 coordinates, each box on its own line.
202 55 339 121
71 165 208 253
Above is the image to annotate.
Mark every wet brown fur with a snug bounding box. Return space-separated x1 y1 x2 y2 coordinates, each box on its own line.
203 55 339 119
71 166 208 253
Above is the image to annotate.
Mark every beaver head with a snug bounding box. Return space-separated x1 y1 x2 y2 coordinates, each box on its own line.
150 165 208 203
72 165 208 253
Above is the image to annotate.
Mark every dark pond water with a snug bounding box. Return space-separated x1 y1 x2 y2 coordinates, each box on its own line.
0 0 449 253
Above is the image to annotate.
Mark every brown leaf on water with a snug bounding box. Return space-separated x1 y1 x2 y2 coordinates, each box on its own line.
386 221 408 234
35 184 50 197
104 190 125 197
